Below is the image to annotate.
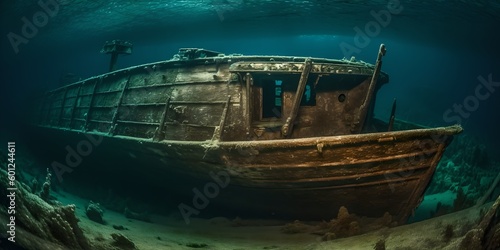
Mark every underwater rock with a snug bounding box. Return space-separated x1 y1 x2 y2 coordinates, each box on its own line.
0 166 91 250
31 178 38 194
38 168 51 202
321 232 336 241
113 225 128 230
327 206 360 238
375 212 393 227
281 206 395 240
484 224 500 250
281 220 312 234
426 134 499 209
185 242 209 248
337 206 350 221
459 194 500 249
86 201 104 224
110 233 136 250
447 134 491 169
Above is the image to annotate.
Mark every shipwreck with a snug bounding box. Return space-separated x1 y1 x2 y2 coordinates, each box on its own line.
32 44 462 224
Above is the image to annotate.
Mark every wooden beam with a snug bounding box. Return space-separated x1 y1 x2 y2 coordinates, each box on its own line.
69 83 82 129
109 75 131 136
352 44 386 133
388 98 396 131
281 58 312 138
245 73 252 137
84 77 102 132
153 97 171 142
212 95 231 141
116 120 160 126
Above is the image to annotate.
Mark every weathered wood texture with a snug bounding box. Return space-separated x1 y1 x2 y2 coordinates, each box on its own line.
31 52 461 223
34 55 387 142
34 123 460 223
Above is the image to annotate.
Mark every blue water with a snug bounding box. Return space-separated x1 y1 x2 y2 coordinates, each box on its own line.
0 1 499 247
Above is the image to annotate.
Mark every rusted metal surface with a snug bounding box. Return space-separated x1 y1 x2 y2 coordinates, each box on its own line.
32 47 461 223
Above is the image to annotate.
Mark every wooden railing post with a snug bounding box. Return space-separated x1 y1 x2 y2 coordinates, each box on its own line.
109 75 131 135
84 77 101 132
245 73 252 137
69 83 83 130
211 95 231 141
153 97 171 141
281 58 312 138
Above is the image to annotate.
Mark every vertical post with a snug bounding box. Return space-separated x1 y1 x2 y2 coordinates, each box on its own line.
281 58 312 138
212 95 231 141
69 83 82 130
245 73 252 137
388 98 396 131
153 97 171 142
109 53 118 72
352 44 386 133
101 40 133 72
84 77 101 132
109 75 131 135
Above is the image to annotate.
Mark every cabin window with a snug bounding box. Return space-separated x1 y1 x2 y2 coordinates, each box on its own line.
256 76 317 120
262 79 282 118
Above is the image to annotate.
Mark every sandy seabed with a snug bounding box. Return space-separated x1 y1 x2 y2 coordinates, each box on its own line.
0 184 494 250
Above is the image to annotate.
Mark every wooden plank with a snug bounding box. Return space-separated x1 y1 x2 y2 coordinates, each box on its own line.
169 100 228 105
87 105 116 109
94 89 122 95
153 97 171 142
126 80 226 91
121 103 167 107
109 75 131 135
88 119 114 124
164 122 217 128
389 142 444 225
116 120 160 126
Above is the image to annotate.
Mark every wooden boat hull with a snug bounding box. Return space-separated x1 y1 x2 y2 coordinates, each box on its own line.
30 48 462 224
35 124 461 224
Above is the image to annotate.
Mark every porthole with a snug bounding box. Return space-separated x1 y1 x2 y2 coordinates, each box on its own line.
338 94 346 102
